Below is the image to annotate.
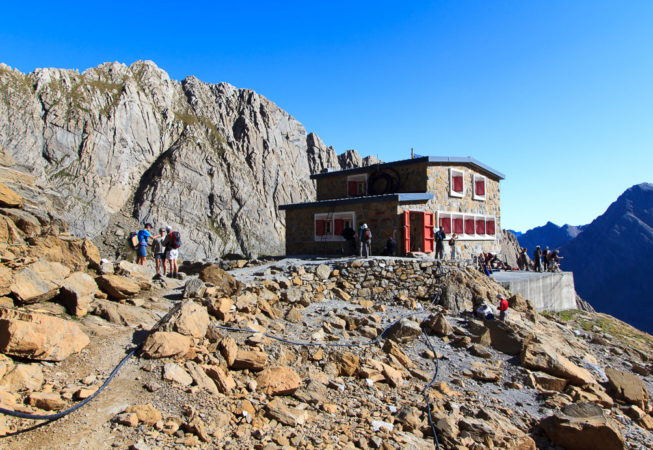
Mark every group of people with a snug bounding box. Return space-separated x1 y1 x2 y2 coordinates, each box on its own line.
135 223 181 278
435 227 458 260
477 252 511 275
517 245 564 272
475 294 510 321
341 223 375 257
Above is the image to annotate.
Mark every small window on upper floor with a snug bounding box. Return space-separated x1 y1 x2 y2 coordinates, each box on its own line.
450 169 464 198
347 174 367 197
473 174 486 201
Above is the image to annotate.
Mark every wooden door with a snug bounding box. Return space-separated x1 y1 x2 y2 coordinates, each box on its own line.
402 211 410 254
423 212 435 253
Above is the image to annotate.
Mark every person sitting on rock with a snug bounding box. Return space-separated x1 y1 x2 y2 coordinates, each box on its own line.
476 303 494 321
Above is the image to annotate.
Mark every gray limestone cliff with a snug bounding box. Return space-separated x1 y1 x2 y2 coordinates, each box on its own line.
0 61 369 259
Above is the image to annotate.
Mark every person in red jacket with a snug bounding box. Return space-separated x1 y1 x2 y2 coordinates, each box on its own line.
497 294 509 321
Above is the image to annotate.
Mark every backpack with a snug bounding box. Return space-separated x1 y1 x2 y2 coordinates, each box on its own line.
128 232 139 250
362 229 371 241
169 231 181 249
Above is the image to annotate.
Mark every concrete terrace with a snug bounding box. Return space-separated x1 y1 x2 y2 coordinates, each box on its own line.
491 271 577 312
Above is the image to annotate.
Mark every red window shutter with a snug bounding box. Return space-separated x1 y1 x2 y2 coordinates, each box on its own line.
334 219 344 236
348 181 357 196
316 220 325 236
403 211 410 254
423 212 435 253
439 216 451 234
476 218 486 234
453 175 463 193
475 179 485 196
465 218 475 234
454 218 464 234
486 219 495 235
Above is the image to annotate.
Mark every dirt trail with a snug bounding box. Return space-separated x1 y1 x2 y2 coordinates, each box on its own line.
1 283 181 449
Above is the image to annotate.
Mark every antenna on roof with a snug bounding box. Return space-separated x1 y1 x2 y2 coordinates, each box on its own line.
411 148 414 159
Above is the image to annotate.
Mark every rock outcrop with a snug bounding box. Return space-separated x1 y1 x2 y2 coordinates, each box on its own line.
0 61 374 260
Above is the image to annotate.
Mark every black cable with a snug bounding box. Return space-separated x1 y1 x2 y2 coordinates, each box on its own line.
0 345 141 421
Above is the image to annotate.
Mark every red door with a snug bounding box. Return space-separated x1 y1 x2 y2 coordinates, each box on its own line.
403 211 410 254
423 212 435 253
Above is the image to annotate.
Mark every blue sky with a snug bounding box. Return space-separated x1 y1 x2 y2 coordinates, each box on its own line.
1 1 652 232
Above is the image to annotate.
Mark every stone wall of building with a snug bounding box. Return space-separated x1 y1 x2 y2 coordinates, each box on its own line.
284 200 404 255
315 162 428 201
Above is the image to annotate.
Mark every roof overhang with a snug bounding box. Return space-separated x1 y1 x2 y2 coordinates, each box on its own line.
279 193 433 211
311 156 505 180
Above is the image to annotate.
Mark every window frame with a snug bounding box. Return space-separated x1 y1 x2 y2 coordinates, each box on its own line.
473 174 487 201
436 210 498 241
314 212 356 241
449 168 465 198
346 174 368 197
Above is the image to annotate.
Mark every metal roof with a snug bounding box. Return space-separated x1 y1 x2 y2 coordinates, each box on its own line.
310 156 505 180
279 193 434 211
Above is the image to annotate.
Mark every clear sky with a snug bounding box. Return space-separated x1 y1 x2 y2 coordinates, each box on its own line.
1 1 652 232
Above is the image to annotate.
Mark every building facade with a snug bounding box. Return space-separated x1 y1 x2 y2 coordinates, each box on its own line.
280 156 504 257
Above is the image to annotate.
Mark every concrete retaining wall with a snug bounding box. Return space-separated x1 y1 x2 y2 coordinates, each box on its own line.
491 271 577 312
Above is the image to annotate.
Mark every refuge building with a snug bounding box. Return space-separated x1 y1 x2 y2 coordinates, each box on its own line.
279 156 504 257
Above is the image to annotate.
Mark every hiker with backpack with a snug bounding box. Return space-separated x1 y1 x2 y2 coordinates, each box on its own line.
135 223 162 266
434 226 446 259
359 223 372 258
163 226 182 278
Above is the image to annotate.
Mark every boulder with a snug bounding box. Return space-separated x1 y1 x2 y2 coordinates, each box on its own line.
116 261 155 284
26 236 100 272
81 239 101 270
0 216 24 245
0 363 43 391
265 397 309 426
334 351 360 377
0 208 40 236
529 371 568 392
422 313 452 337
604 367 649 409
204 365 236 393
141 331 192 359
485 320 529 355
0 309 89 361
0 354 14 379
10 260 70 304
231 350 267 371
205 297 234 321
183 278 206 299
540 402 625 450
157 300 209 338
520 342 596 386
0 183 22 208
28 392 67 411
257 367 301 395
185 361 219 395
58 271 98 316
315 264 332 280
95 274 140 300
163 362 193 386
198 265 240 296
125 404 162 425
385 318 422 343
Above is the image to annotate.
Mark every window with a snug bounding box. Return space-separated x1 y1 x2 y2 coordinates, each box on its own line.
473 175 486 201
437 210 497 240
439 214 452 234
315 212 356 241
449 169 464 198
347 175 367 197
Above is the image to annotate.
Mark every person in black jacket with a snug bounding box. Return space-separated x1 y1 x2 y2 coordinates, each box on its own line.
434 226 446 259
341 225 356 256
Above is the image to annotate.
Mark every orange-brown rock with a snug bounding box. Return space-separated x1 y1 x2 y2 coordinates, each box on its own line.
0 308 89 361
204 365 236 393
0 183 22 208
95 274 140 300
141 331 192 359
198 265 240 296
10 260 70 304
125 403 162 425
28 392 67 411
58 271 98 317
257 367 301 395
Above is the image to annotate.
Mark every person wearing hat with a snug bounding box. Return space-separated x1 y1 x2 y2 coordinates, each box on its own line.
359 223 372 258
497 293 509 321
136 223 162 266
152 227 167 277
533 245 543 272
476 302 494 321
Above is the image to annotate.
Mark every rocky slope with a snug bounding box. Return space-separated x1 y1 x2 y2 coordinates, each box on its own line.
560 183 653 333
0 61 371 260
514 221 585 252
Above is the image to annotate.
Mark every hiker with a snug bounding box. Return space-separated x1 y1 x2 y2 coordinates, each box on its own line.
163 225 181 278
476 303 494 321
152 227 166 277
434 226 446 259
449 233 458 260
519 247 529 271
136 223 160 266
497 294 509 321
341 225 357 256
542 247 550 271
382 235 397 256
359 223 372 258
533 246 542 272
548 250 563 272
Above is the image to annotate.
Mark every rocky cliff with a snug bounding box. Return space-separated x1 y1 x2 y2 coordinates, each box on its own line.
0 61 369 260
560 183 653 333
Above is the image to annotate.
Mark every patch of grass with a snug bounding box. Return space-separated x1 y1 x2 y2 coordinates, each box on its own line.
173 111 227 157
